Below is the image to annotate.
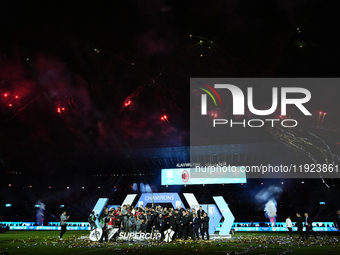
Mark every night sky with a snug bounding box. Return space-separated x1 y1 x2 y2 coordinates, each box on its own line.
1 1 340 222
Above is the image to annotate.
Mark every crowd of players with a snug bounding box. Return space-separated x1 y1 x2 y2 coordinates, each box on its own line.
88 204 210 242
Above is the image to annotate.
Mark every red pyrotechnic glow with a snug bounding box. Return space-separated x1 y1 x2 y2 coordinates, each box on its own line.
318 111 323 125
61 108 65 111
57 108 61 113
4 93 7 97
9 104 12 107
319 112 327 125
15 95 18 99
161 115 171 126
124 100 132 107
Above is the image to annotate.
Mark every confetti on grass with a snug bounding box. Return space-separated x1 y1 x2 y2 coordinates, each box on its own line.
8 234 339 254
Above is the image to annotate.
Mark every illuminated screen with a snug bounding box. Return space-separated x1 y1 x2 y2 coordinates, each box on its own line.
161 168 246 185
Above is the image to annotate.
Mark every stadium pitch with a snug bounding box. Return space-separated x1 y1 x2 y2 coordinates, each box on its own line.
0 231 339 255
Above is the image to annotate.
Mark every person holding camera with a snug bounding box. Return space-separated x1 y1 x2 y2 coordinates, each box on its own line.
99 208 110 242
88 211 97 230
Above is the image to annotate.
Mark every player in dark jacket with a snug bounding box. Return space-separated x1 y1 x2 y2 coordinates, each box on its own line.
201 212 210 240
168 212 176 232
140 219 148 233
295 213 304 239
304 213 317 239
181 211 189 240
174 209 182 238
115 212 123 230
191 213 200 240
153 214 165 238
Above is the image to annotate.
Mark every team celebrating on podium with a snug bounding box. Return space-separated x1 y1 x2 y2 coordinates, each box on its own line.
92 204 210 242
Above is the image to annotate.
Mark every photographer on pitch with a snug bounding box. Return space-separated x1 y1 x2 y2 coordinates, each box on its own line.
88 211 97 230
99 208 110 242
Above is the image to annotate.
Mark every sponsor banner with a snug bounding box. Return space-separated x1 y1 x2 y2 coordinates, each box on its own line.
48 221 90 226
164 229 175 242
0 222 35 226
108 228 119 240
233 227 338 232
118 232 161 241
89 228 103 241
9 226 90 230
137 193 185 209
161 168 246 185
89 229 161 242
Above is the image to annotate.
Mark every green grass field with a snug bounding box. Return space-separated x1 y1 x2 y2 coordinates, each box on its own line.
0 231 339 255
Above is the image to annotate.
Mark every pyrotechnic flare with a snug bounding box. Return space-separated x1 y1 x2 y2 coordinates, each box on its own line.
163 115 171 126
36 201 46 226
267 123 336 166
161 115 171 126
317 111 322 125
1 94 19 109
320 112 327 125
264 199 277 227
124 100 131 107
